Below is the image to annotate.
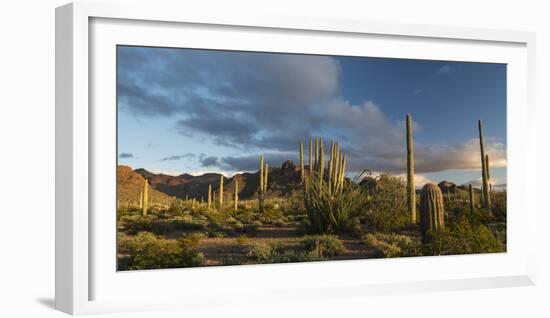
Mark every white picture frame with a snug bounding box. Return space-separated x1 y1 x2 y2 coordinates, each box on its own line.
55 2 537 315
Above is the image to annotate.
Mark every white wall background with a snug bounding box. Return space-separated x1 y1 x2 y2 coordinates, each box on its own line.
0 0 548 317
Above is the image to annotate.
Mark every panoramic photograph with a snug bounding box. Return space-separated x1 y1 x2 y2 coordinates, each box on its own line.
116 45 507 271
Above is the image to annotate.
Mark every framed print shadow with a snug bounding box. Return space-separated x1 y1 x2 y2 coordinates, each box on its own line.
56 2 537 315
115 46 507 271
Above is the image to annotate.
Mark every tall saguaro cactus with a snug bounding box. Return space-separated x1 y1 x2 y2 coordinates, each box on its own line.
207 184 212 210
234 179 239 211
406 113 416 223
142 179 149 216
478 120 491 210
309 139 313 179
258 155 269 213
300 141 305 182
219 175 224 208
419 183 445 243
469 184 475 214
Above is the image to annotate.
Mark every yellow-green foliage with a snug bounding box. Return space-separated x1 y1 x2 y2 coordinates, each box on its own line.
363 233 422 258
117 232 204 270
301 235 345 257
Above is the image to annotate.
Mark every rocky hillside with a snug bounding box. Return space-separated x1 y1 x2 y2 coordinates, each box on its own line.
117 165 175 206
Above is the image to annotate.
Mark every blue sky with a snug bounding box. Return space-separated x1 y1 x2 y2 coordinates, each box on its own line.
117 46 507 188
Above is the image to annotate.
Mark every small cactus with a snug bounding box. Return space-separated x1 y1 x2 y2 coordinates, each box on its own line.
419 183 445 242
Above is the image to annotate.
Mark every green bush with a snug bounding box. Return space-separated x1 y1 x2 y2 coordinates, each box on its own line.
117 232 203 270
363 233 422 258
424 219 505 255
247 242 326 264
301 235 345 257
362 174 410 232
123 215 206 235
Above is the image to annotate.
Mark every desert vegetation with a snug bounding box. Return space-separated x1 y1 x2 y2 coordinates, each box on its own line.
117 116 506 270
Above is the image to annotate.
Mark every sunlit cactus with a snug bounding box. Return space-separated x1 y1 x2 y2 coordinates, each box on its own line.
469 184 474 214
419 183 445 242
300 141 305 182
406 113 416 223
478 120 491 211
234 178 239 211
142 179 149 216
309 139 313 179
258 155 269 213
219 175 224 208
207 184 212 210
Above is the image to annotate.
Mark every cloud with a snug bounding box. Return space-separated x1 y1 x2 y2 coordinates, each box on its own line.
199 155 220 167
160 153 195 161
119 153 134 159
118 47 505 174
463 176 505 189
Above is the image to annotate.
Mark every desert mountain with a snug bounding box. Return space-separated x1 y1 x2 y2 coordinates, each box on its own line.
129 160 303 202
117 165 175 206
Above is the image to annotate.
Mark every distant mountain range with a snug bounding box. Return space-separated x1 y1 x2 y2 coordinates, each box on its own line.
117 160 304 204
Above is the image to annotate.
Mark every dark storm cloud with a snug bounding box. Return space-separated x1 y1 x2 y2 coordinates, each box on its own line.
119 153 134 159
159 153 195 161
199 155 220 167
118 46 506 173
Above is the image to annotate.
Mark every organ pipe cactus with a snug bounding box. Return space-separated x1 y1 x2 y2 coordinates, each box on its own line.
406 113 416 223
478 120 491 210
419 183 445 243
142 179 148 216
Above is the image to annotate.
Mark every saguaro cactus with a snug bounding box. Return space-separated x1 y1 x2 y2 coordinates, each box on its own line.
207 184 212 210
406 113 416 223
234 179 239 211
468 184 475 214
309 139 313 179
419 183 445 242
318 138 324 189
258 155 269 213
219 175 224 208
300 141 305 182
139 190 143 209
478 120 491 210
142 179 148 216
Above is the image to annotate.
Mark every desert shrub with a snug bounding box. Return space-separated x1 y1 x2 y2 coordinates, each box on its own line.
118 232 203 270
236 235 250 245
491 191 507 222
247 242 325 263
123 215 206 235
304 170 368 235
260 208 284 224
362 174 409 232
424 219 505 255
301 235 345 257
233 221 245 232
363 233 422 258
273 219 286 227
